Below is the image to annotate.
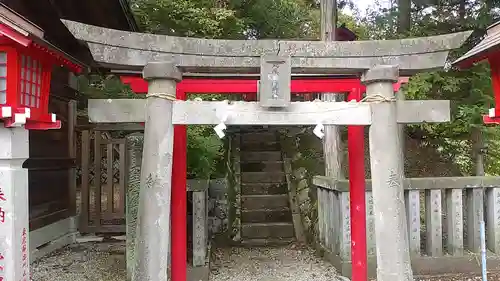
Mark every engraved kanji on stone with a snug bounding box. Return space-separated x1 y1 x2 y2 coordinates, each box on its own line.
387 170 401 189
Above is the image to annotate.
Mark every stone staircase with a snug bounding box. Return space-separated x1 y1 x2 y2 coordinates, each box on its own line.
238 126 295 246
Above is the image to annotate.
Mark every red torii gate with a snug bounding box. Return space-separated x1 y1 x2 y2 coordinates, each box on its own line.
120 75 407 281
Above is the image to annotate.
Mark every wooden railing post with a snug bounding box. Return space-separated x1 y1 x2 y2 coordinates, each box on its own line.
94 131 102 229
79 130 91 233
314 177 341 255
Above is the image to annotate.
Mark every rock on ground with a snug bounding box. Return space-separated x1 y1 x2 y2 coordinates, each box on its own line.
209 244 346 281
31 241 126 281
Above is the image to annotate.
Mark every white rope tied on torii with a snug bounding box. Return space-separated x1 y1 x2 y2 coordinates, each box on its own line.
146 92 177 101
143 92 395 139
360 93 397 103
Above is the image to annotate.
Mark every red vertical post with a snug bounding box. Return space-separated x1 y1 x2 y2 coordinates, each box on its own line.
172 89 187 281
347 88 367 281
488 57 500 117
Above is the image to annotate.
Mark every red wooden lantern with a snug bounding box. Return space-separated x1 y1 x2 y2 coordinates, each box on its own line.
454 21 500 124
0 15 82 129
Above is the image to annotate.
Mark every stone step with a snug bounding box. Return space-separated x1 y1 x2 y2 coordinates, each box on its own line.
241 183 288 195
241 222 295 239
239 237 295 247
241 140 280 151
241 194 289 210
241 172 285 183
241 208 292 223
241 132 277 143
241 151 282 162
240 161 284 173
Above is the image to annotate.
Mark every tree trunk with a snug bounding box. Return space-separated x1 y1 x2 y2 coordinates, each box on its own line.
398 0 411 34
472 127 485 176
459 0 466 25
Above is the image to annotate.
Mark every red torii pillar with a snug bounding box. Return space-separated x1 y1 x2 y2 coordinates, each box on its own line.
120 76 406 281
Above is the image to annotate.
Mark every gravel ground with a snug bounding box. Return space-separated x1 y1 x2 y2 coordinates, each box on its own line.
209 244 348 281
413 273 500 281
31 241 126 281
31 241 500 281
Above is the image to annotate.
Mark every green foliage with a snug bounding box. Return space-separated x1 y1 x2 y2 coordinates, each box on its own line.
131 0 245 38
131 0 322 39
78 74 139 99
186 125 224 179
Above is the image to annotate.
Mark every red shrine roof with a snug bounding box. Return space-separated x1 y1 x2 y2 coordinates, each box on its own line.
454 21 500 68
0 3 84 73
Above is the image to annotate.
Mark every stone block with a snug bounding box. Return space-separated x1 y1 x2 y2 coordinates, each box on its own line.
240 161 284 173
296 178 309 191
241 172 285 183
241 222 295 239
292 167 307 179
297 187 309 204
241 208 292 223
241 183 288 195
241 151 282 162
241 194 289 210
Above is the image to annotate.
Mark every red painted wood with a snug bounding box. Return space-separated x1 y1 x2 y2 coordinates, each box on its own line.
23 120 61 130
31 42 83 73
121 76 407 95
172 89 187 281
483 115 500 124
0 24 31 47
347 88 367 281
5 47 19 108
0 23 82 73
457 48 500 69
489 58 500 117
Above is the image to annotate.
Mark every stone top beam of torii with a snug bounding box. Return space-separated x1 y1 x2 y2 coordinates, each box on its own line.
62 20 471 76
